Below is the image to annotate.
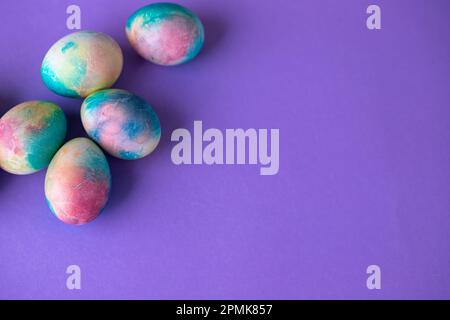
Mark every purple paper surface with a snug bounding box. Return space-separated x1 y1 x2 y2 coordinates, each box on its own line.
1 0 450 299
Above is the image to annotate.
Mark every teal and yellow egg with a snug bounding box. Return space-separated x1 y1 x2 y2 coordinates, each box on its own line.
41 31 123 98
0 101 67 175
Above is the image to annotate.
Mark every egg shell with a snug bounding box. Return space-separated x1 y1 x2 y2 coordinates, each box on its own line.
126 2 204 66
0 101 66 175
41 31 123 98
45 137 111 225
81 89 161 160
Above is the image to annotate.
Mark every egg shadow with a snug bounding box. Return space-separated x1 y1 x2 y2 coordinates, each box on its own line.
0 166 11 192
114 41 149 90
105 155 136 212
0 92 19 115
198 14 227 58
122 41 148 70
148 95 189 158
64 105 87 141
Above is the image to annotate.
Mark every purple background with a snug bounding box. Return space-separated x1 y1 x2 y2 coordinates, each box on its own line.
1 0 450 299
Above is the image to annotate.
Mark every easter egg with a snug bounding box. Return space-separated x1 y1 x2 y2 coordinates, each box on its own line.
0 101 66 175
126 2 204 66
41 31 123 98
81 89 161 160
45 138 111 225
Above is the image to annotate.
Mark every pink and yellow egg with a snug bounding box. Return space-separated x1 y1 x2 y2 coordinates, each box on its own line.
81 89 161 160
126 2 204 66
45 138 111 225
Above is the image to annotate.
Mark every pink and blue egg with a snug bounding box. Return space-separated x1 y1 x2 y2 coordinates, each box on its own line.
0 101 66 175
81 89 161 160
45 138 111 225
41 31 123 98
126 2 204 66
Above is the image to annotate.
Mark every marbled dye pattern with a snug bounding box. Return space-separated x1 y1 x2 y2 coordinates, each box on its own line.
126 2 204 66
41 31 123 98
0 101 66 175
45 138 111 225
81 89 161 160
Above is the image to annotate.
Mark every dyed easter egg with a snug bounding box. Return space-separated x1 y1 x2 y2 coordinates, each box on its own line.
81 89 161 160
41 31 123 98
0 101 66 175
45 138 111 225
126 2 204 66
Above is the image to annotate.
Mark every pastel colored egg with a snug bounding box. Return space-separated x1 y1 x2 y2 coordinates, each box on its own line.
81 89 161 160
126 2 204 66
41 31 123 98
45 138 111 225
0 101 66 175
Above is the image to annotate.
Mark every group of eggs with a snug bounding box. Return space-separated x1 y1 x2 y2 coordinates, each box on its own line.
0 3 205 225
